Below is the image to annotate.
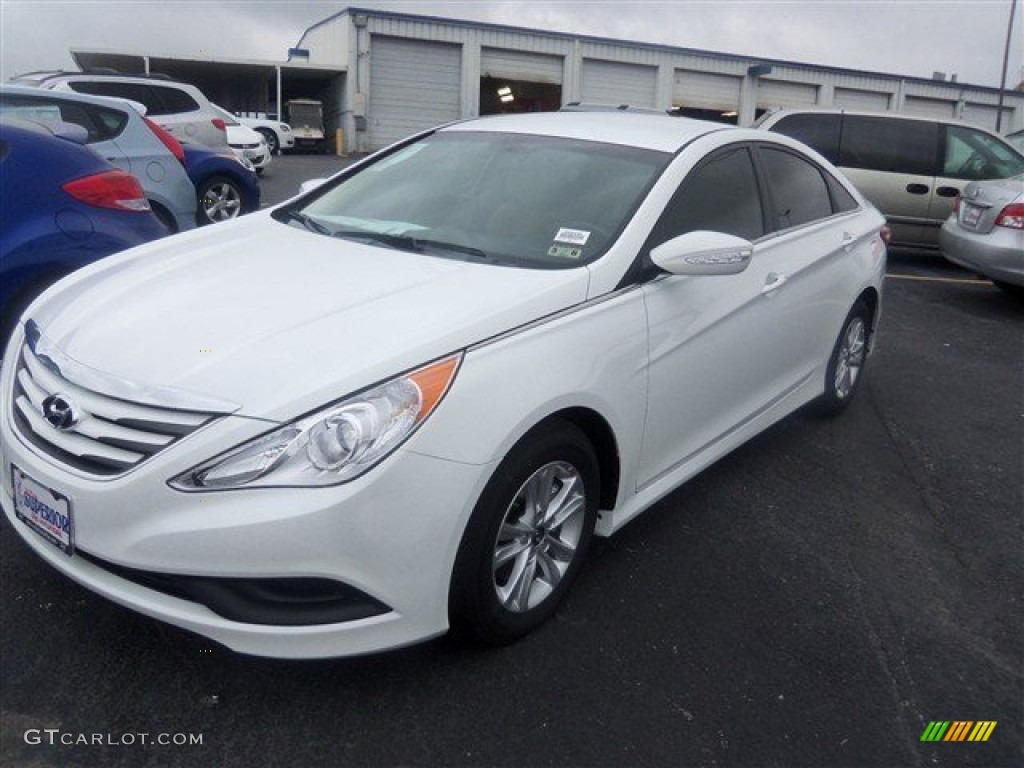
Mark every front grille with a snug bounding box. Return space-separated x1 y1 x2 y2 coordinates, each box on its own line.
11 342 219 476
230 142 260 150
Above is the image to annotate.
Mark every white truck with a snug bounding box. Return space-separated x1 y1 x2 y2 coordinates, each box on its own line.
284 99 326 152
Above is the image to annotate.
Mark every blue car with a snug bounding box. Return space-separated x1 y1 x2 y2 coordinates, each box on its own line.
184 143 260 226
0 119 167 342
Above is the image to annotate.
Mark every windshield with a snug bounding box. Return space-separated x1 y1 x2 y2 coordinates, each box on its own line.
288 131 670 268
289 104 322 124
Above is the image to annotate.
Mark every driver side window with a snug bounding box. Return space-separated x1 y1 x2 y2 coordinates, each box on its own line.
942 125 1024 181
650 145 765 247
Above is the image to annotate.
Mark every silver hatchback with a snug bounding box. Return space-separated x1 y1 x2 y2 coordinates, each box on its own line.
0 84 197 232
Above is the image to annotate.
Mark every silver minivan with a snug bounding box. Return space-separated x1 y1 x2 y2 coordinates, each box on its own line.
758 109 1024 247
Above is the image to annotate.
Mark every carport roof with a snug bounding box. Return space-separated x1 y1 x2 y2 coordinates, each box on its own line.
70 49 344 81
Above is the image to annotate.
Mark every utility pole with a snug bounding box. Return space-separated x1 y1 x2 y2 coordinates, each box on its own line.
996 0 1018 132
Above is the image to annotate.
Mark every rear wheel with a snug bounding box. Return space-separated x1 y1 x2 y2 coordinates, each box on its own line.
817 300 871 416
197 176 243 225
450 420 599 644
993 280 1023 299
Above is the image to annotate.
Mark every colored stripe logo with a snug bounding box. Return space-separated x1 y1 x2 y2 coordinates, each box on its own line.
920 721 997 742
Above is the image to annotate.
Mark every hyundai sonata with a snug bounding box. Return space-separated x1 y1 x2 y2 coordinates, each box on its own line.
1 112 887 658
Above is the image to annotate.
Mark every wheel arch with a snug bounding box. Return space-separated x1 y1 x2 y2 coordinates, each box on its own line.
527 407 621 514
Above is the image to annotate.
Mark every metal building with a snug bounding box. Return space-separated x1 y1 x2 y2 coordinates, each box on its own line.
295 6 1024 153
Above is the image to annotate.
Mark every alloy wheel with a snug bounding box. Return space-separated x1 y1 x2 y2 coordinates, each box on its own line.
491 460 586 613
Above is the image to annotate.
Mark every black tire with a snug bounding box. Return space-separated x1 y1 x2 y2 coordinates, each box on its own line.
196 175 244 226
993 280 1024 300
449 420 599 644
817 300 872 416
256 128 278 155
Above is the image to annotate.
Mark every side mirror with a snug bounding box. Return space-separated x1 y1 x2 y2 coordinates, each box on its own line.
298 178 328 195
650 230 753 276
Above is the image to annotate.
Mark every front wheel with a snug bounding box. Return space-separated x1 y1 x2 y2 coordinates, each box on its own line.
450 420 599 644
257 128 278 154
817 300 871 416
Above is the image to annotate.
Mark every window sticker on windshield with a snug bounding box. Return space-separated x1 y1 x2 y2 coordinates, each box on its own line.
547 244 583 260
554 227 591 246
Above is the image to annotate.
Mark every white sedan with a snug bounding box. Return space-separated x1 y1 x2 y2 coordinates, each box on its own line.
1 112 887 658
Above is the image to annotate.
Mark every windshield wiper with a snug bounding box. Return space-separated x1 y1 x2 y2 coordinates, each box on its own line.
331 230 491 261
276 208 333 236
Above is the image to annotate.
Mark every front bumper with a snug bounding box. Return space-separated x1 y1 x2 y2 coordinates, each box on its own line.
940 218 1024 287
1 340 494 656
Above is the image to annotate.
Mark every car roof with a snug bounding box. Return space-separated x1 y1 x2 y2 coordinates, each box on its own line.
0 82 147 116
757 107 1004 134
441 111 731 153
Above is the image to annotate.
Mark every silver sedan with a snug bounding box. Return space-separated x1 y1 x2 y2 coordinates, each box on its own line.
940 176 1024 294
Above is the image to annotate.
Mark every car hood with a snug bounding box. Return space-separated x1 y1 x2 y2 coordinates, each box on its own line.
28 215 590 421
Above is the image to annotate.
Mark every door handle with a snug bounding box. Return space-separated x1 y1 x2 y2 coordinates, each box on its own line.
761 272 787 294
842 231 855 252
906 183 930 195
936 186 960 198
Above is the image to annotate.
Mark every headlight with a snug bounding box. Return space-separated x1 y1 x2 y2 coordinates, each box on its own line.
170 354 461 490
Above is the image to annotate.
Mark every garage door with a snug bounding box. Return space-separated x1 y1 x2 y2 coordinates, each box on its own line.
757 79 818 110
961 103 1002 131
581 59 657 108
903 96 955 120
833 87 890 112
368 36 461 150
481 48 562 84
673 70 741 110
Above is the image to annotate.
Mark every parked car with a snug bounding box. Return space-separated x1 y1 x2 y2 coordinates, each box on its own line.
236 114 295 154
183 142 260 225
11 70 229 149
0 112 886 658
758 109 1024 248
940 176 1024 294
0 84 197 233
212 104 271 174
0 118 167 342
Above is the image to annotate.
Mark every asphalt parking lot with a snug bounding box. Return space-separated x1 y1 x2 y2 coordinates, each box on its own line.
1 154 1021 768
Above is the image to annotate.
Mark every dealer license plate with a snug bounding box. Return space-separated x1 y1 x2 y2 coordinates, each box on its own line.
962 204 982 228
13 465 74 555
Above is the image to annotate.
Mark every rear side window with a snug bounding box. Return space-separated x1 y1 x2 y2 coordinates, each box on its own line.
0 94 128 142
824 173 859 213
151 85 199 114
652 146 765 243
838 115 939 176
70 80 161 113
758 147 833 230
770 113 841 163
942 125 1024 180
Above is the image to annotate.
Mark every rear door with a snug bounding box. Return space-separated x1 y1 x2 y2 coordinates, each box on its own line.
837 114 940 246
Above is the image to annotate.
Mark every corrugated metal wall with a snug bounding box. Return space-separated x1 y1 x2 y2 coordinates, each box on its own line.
367 36 461 149
581 59 658 107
